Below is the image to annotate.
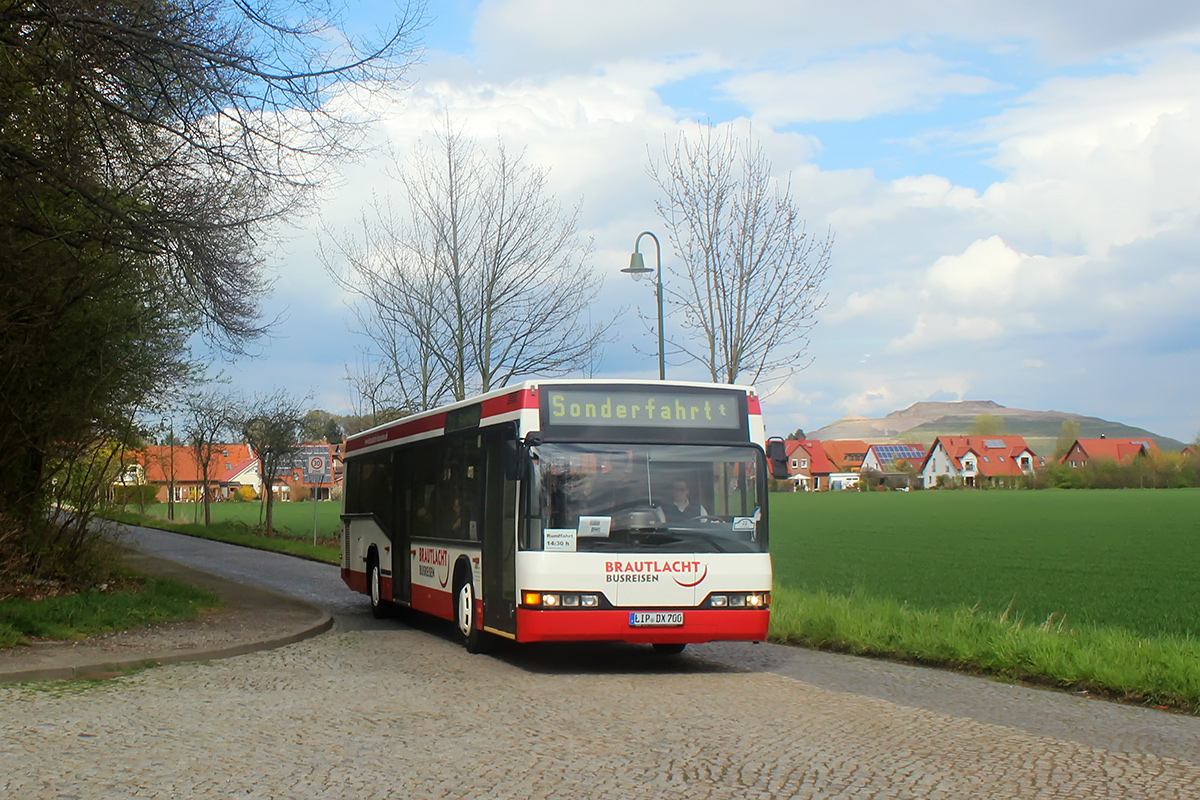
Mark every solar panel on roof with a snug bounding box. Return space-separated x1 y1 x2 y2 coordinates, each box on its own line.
984 439 1005 448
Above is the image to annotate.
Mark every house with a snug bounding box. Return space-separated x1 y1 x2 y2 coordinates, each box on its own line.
140 444 258 502
821 440 870 472
861 443 927 488
274 442 343 500
919 436 1038 488
1060 437 1158 468
820 440 870 490
781 440 835 491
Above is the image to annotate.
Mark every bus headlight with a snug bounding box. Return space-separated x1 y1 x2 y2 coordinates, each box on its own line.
522 592 604 608
706 592 770 609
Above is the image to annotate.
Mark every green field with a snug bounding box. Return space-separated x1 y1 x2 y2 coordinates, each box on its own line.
770 489 1200 639
121 500 344 541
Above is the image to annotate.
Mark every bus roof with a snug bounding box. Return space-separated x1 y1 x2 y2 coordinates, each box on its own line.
343 379 763 456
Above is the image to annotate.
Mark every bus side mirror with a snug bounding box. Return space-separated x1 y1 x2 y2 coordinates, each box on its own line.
766 437 789 480
503 432 542 481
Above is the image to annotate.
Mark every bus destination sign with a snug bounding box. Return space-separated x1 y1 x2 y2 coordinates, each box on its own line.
543 387 744 432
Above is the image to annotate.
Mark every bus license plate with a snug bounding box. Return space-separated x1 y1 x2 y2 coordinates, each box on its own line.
629 612 684 627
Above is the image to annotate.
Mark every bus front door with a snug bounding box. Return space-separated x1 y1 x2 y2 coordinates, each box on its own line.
482 430 517 636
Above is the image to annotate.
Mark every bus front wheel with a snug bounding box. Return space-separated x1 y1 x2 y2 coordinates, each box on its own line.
455 575 487 654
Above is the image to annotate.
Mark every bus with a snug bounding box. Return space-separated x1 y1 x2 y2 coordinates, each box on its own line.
340 380 786 654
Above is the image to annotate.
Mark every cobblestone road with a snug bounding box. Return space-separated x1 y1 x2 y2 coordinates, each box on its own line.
3 622 1199 799
3 529 1198 799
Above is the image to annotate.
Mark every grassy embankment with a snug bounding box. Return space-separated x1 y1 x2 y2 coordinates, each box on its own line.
768 489 1200 710
1 576 220 649
105 501 342 564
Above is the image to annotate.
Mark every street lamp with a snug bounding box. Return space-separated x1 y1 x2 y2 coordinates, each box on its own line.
162 414 175 521
622 230 665 380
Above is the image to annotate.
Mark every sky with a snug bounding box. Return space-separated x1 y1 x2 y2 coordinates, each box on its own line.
216 0 1200 444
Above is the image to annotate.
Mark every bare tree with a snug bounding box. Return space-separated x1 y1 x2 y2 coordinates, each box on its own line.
240 391 308 538
325 120 612 410
649 123 832 386
181 387 238 526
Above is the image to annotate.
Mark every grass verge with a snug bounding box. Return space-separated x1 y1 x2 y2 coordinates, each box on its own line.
1 577 221 648
103 510 340 565
769 585 1200 712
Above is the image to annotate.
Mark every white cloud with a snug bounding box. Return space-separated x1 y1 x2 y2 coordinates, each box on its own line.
720 51 997 124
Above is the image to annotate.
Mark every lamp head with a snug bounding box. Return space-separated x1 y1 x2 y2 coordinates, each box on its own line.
622 251 653 280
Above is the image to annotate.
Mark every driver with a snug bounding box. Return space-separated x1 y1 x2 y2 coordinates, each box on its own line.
663 480 706 520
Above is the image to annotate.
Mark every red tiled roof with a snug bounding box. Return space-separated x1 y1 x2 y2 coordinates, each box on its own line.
821 440 870 471
140 444 253 483
1062 438 1157 465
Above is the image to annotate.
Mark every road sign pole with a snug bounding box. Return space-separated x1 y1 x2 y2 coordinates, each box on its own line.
306 454 327 546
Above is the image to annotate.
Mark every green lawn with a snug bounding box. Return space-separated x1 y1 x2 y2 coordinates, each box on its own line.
769 489 1200 639
118 500 344 541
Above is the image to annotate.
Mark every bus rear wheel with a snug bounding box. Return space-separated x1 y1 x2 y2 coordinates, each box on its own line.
652 643 686 655
455 575 487 654
368 554 388 619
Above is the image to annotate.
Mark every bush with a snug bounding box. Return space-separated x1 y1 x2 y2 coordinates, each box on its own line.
109 484 159 507
234 486 257 502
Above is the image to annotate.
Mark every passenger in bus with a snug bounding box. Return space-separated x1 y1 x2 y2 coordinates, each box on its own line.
664 480 707 520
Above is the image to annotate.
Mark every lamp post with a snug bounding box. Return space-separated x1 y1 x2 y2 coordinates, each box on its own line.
163 414 175 521
622 230 665 380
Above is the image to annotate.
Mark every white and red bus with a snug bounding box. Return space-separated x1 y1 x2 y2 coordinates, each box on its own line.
341 380 785 654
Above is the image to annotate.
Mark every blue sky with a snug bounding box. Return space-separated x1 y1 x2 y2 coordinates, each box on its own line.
217 0 1200 443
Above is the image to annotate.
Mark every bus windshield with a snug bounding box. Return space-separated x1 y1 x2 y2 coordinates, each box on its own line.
525 442 767 553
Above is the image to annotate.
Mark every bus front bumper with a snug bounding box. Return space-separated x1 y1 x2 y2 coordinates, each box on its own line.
514 608 769 644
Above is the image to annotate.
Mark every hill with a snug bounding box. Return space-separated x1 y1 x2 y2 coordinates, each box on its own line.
806 401 1186 457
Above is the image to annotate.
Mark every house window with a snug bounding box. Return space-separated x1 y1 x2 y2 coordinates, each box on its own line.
791 459 798 469
800 459 808 469
222 449 228 457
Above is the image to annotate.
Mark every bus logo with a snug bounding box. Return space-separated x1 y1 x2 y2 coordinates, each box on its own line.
417 547 450 587
605 560 708 587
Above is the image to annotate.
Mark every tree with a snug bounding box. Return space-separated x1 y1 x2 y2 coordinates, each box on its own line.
181 388 238 526
240 391 308 539
326 120 611 411
0 0 422 582
971 414 1006 437
1055 419 1081 460
649 123 833 386
300 410 344 444
785 429 806 441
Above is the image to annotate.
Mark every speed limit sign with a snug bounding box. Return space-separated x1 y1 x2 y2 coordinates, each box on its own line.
305 454 328 483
